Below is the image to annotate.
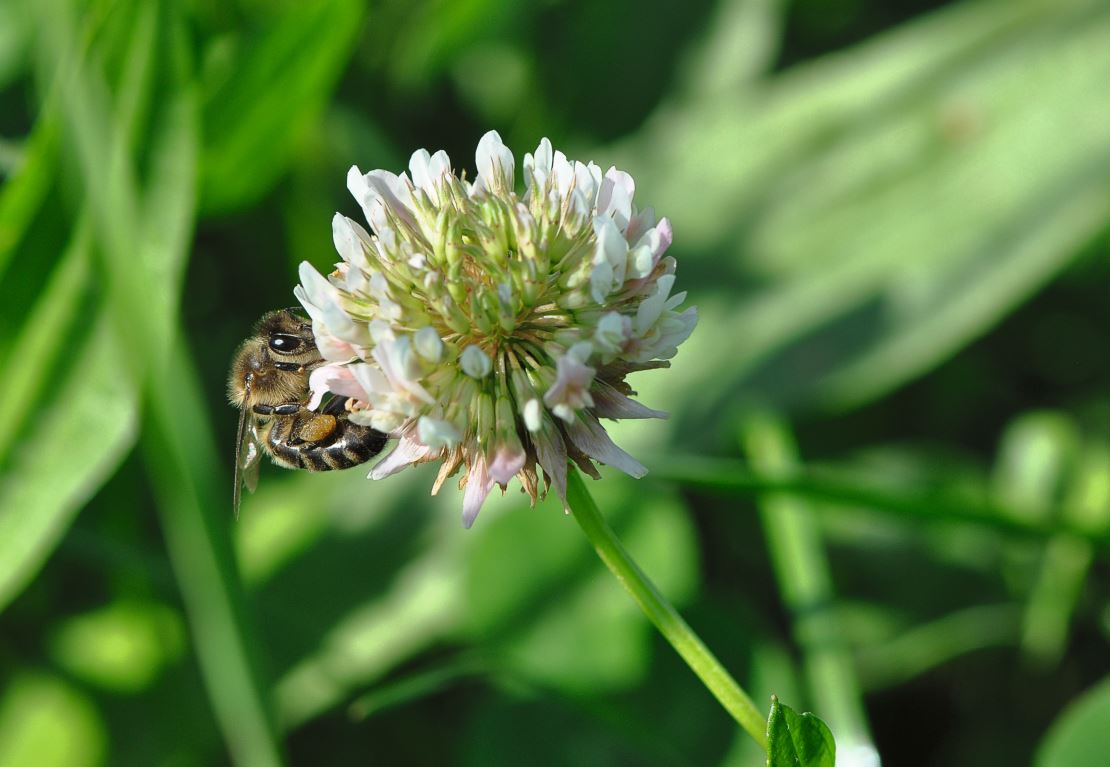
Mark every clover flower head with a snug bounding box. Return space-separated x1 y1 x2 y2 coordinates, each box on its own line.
296 131 697 527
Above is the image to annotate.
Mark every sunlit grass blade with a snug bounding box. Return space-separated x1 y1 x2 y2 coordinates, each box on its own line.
652 454 1110 546
740 412 876 764
615 0 1110 418
31 1 287 763
145 342 286 767
0 217 91 464
857 603 1021 691
199 0 364 214
994 419 1108 667
0 0 164 616
0 317 137 613
677 0 785 95
346 655 488 720
0 118 58 283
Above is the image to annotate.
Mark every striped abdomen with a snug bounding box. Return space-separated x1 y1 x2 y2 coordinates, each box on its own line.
265 412 387 471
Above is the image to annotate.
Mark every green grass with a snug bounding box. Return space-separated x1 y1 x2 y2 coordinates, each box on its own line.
1 0 1109 764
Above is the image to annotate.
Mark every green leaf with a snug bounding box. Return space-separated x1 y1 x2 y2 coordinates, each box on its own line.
0 317 138 613
766 697 836 767
0 673 106 767
199 0 363 214
0 118 58 283
461 479 698 695
612 0 1110 418
1036 676 1110 767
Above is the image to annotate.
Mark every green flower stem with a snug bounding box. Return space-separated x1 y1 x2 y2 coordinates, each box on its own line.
740 412 875 760
565 467 769 751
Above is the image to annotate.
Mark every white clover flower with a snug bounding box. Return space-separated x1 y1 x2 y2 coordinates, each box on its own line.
296 131 697 527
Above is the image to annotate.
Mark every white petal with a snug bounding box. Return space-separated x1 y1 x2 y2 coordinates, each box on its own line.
417 416 462 449
523 398 543 432
460 345 492 378
408 148 432 192
531 418 568 504
369 435 428 480
331 214 372 271
365 170 416 226
590 380 668 420
596 167 634 229
634 274 676 337
462 455 493 528
593 312 629 356
427 150 451 181
524 137 553 192
297 261 368 345
413 326 444 363
409 148 452 196
564 413 647 478
551 151 575 198
474 130 514 194
589 259 614 304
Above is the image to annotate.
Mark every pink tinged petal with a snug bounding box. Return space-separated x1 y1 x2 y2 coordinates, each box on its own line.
625 206 657 243
489 443 526 485
564 413 647 478
369 435 429 480
462 455 494 528
474 130 514 194
531 417 568 505
544 353 596 417
307 364 370 409
590 380 668 420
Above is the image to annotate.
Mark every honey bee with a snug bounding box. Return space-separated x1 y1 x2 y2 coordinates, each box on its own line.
228 308 387 515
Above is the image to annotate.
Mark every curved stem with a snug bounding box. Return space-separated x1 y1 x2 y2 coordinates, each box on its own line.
565 468 768 751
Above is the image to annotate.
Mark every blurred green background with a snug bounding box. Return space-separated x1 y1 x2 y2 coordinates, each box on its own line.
2 0 1110 764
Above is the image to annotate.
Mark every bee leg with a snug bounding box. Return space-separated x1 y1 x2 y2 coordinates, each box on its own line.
293 412 339 445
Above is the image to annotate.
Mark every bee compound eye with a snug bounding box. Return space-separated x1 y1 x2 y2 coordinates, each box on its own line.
268 333 303 353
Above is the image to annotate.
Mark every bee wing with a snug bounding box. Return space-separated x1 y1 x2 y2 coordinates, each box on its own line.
233 381 263 518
